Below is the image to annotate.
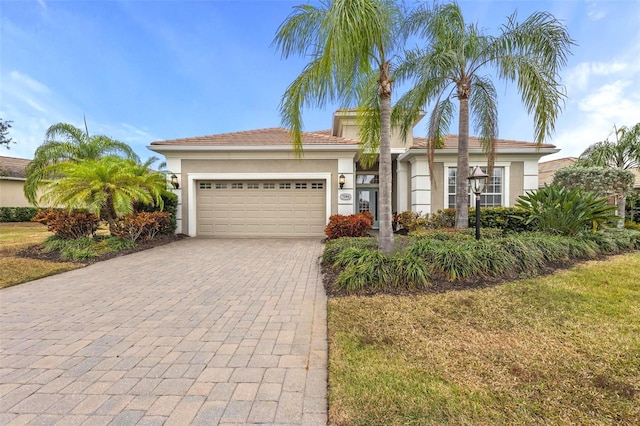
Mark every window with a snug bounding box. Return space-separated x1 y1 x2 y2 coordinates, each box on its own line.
311 182 324 190
356 174 379 184
247 183 260 189
214 183 226 190
231 182 243 189
279 183 291 189
295 182 307 189
447 167 504 208
200 182 212 190
263 183 275 189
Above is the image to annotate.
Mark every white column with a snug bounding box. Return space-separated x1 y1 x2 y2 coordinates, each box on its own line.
166 157 183 234
410 157 432 214
396 160 409 212
337 157 355 215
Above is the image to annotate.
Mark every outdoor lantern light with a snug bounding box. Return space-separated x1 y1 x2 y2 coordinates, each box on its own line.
467 166 489 240
170 174 180 189
339 174 346 189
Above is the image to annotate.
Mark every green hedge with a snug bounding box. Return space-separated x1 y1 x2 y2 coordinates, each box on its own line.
468 206 534 233
0 207 39 222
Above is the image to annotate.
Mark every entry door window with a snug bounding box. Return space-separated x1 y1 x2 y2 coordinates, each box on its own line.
357 189 379 228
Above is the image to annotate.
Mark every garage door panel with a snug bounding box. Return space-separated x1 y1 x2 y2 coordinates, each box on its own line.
197 180 326 237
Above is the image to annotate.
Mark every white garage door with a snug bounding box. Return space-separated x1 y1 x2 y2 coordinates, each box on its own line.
196 180 326 237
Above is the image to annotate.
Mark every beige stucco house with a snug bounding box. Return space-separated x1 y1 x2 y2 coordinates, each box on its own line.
149 110 559 238
0 156 32 208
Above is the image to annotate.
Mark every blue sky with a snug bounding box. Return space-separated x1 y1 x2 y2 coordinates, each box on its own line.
1 0 639 163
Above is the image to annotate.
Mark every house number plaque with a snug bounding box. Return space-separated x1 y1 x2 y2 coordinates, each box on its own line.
339 193 352 201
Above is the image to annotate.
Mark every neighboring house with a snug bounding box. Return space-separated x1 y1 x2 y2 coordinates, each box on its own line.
538 156 640 189
538 157 578 187
149 110 558 238
0 156 32 208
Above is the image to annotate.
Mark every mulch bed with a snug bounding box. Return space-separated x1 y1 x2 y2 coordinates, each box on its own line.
16 234 187 265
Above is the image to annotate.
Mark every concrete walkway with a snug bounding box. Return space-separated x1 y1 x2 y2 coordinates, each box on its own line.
0 239 327 425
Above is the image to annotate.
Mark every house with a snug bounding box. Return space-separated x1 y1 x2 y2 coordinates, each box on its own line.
149 110 559 237
538 156 640 189
0 155 32 207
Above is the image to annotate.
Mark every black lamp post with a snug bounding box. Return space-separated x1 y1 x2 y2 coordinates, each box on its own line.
467 166 489 240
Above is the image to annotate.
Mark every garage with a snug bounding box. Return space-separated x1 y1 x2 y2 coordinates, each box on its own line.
196 179 327 237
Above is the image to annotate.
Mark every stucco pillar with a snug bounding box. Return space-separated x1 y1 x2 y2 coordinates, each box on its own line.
396 160 409 213
410 157 432 214
337 157 355 216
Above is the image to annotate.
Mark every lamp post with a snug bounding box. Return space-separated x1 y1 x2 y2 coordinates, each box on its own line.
467 166 489 240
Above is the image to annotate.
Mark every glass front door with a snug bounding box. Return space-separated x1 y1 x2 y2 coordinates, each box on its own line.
356 188 379 228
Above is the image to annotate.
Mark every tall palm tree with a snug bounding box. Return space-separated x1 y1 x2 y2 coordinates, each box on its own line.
395 1 574 228
578 122 640 225
39 156 166 235
273 0 403 253
24 121 138 205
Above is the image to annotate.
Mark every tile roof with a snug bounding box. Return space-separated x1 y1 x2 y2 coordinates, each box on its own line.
0 156 31 179
537 157 640 188
151 128 358 146
412 134 556 150
538 157 578 186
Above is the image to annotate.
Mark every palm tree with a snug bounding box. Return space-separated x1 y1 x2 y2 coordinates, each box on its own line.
395 1 574 228
39 156 166 235
272 0 403 253
24 121 138 205
578 122 640 225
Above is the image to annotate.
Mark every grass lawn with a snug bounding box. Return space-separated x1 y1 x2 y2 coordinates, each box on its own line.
328 252 640 425
0 222 81 288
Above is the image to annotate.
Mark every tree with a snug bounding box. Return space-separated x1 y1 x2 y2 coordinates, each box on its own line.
577 122 640 226
395 1 574 229
1 118 14 148
39 156 167 235
273 0 403 253
24 121 138 205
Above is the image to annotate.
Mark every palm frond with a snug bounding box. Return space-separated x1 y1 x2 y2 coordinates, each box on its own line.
469 74 498 175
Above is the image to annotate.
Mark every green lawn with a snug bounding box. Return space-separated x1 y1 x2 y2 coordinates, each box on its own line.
328 252 640 425
0 222 81 288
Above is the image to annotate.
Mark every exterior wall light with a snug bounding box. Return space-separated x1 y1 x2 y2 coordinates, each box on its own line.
339 174 346 189
170 174 180 189
467 166 489 240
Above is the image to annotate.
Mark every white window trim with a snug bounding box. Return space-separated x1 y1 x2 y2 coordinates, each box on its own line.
444 163 510 208
187 172 332 237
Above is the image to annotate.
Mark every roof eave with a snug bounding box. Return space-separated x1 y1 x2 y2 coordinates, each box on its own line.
148 144 361 153
398 147 560 161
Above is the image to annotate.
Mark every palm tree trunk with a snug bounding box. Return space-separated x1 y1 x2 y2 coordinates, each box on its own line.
456 94 470 229
378 62 394 253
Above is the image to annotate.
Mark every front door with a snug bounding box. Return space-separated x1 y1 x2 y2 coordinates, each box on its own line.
356 188 379 228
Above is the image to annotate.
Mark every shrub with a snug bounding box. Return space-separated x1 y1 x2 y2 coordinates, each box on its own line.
428 209 457 228
43 236 97 261
334 249 391 292
325 212 373 239
322 237 378 264
391 253 431 289
468 207 535 233
431 240 484 281
135 192 178 234
0 207 39 222
32 209 100 239
515 185 617 236
112 211 171 242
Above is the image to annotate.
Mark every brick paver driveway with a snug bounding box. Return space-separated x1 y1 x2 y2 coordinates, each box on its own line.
0 239 327 425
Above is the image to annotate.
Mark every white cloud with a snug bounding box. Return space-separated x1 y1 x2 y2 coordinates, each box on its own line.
9 70 50 95
586 1 607 21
